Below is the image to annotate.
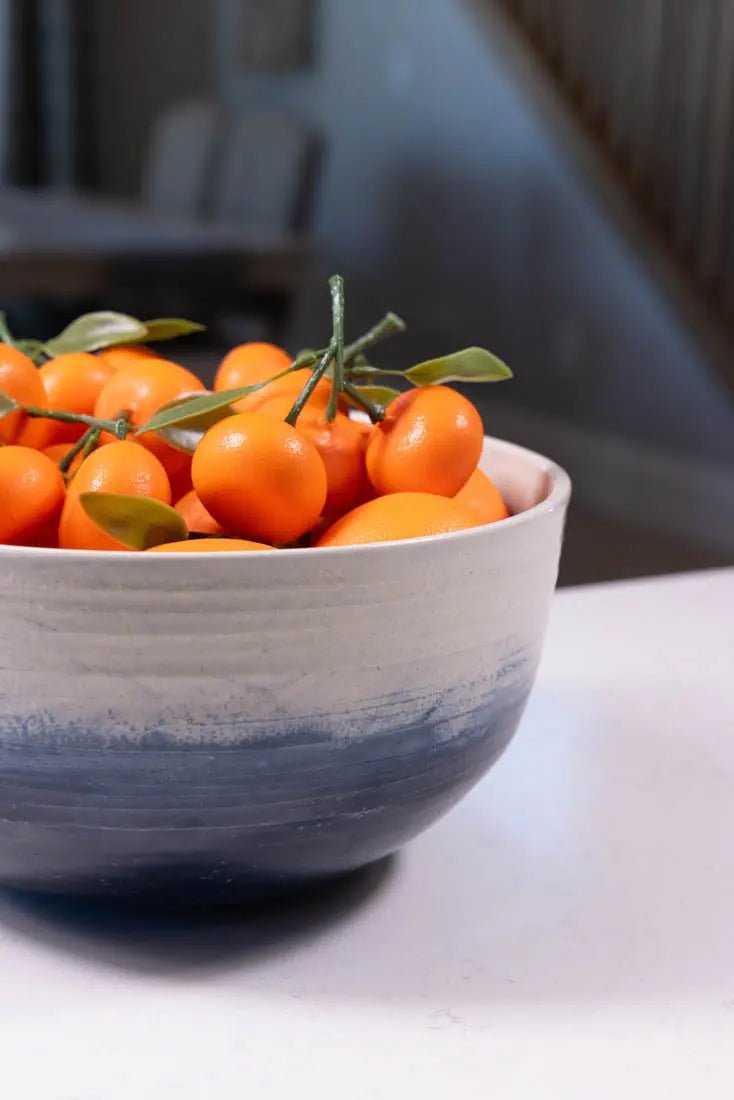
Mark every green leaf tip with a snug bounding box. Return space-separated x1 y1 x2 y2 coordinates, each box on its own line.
405 347 512 387
79 493 187 550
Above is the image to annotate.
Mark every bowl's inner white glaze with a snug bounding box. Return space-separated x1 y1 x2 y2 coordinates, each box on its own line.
480 439 558 517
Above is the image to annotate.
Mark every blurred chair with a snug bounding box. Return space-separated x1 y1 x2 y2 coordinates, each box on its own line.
212 111 320 233
141 97 225 218
208 111 321 348
129 102 320 351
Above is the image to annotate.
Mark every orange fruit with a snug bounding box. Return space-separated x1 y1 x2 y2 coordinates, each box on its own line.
97 344 156 371
301 411 370 518
174 489 225 535
349 416 375 440
214 341 336 414
168 458 193 502
240 371 334 414
454 468 509 524
214 342 292 394
146 538 272 553
255 399 369 518
366 386 483 497
59 440 171 551
94 358 205 480
0 446 65 546
192 412 327 544
41 442 91 477
0 343 50 447
315 492 478 548
38 352 116 445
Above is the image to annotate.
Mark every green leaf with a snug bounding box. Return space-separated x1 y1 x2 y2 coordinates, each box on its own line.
44 312 148 356
79 493 187 550
0 389 19 417
405 347 513 386
136 387 259 436
344 384 402 408
141 317 206 342
148 395 236 453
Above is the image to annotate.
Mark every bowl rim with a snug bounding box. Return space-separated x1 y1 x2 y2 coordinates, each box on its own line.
0 436 571 563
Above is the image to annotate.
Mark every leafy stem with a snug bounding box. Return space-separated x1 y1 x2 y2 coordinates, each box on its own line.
326 274 345 422
57 422 107 475
285 343 335 426
343 311 406 365
20 404 131 439
342 380 385 422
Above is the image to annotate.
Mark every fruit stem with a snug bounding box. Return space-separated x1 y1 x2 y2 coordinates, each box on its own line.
343 380 385 422
343 311 406 364
16 339 47 364
20 405 130 439
285 343 335 426
57 423 105 475
326 274 345 422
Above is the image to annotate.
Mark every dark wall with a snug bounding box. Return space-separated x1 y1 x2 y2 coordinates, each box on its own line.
88 0 215 196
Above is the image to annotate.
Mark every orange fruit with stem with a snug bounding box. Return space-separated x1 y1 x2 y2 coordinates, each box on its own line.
303 412 370 518
214 342 292 394
97 344 156 371
146 537 272 553
42 442 93 477
192 412 327 544
240 371 334 414
366 386 483 497
94 358 205 480
214 341 336 414
454 468 509 524
0 446 66 546
255 396 369 517
59 440 171 551
315 491 478 548
38 352 116 445
0 343 51 447
174 489 225 535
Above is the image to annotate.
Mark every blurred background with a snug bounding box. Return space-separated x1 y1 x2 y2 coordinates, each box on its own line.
0 0 732 582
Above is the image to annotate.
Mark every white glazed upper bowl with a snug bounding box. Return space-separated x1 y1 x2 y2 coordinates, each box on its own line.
0 437 570 903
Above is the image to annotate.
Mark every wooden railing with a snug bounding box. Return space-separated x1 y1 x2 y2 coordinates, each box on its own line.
467 0 734 387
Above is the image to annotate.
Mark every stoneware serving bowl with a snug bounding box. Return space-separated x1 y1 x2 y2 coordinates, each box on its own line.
0 437 570 904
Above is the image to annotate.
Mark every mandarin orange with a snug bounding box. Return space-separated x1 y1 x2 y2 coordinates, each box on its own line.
0 446 66 546
214 342 292 394
454 468 509 524
146 537 272 553
366 386 483 497
59 440 171 551
41 442 92 477
0 343 49 447
192 412 327 544
97 344 156 371
94 358 205 480
39 353 116 445
315 491 477 548
174 489 225 535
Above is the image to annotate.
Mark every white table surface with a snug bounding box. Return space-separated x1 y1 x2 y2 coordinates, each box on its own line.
2 569 733 1099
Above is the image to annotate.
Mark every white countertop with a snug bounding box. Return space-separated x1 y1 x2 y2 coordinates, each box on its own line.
2 569 733 1099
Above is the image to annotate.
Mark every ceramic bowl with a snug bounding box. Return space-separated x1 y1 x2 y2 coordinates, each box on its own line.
0 437 570 903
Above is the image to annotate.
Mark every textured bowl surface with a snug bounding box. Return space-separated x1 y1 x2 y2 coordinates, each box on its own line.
0 438 570 902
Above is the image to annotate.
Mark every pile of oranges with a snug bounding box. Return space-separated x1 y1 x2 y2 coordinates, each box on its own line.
0 286 513 554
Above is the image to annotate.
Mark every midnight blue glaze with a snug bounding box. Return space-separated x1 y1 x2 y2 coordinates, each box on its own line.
0 678 532 902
